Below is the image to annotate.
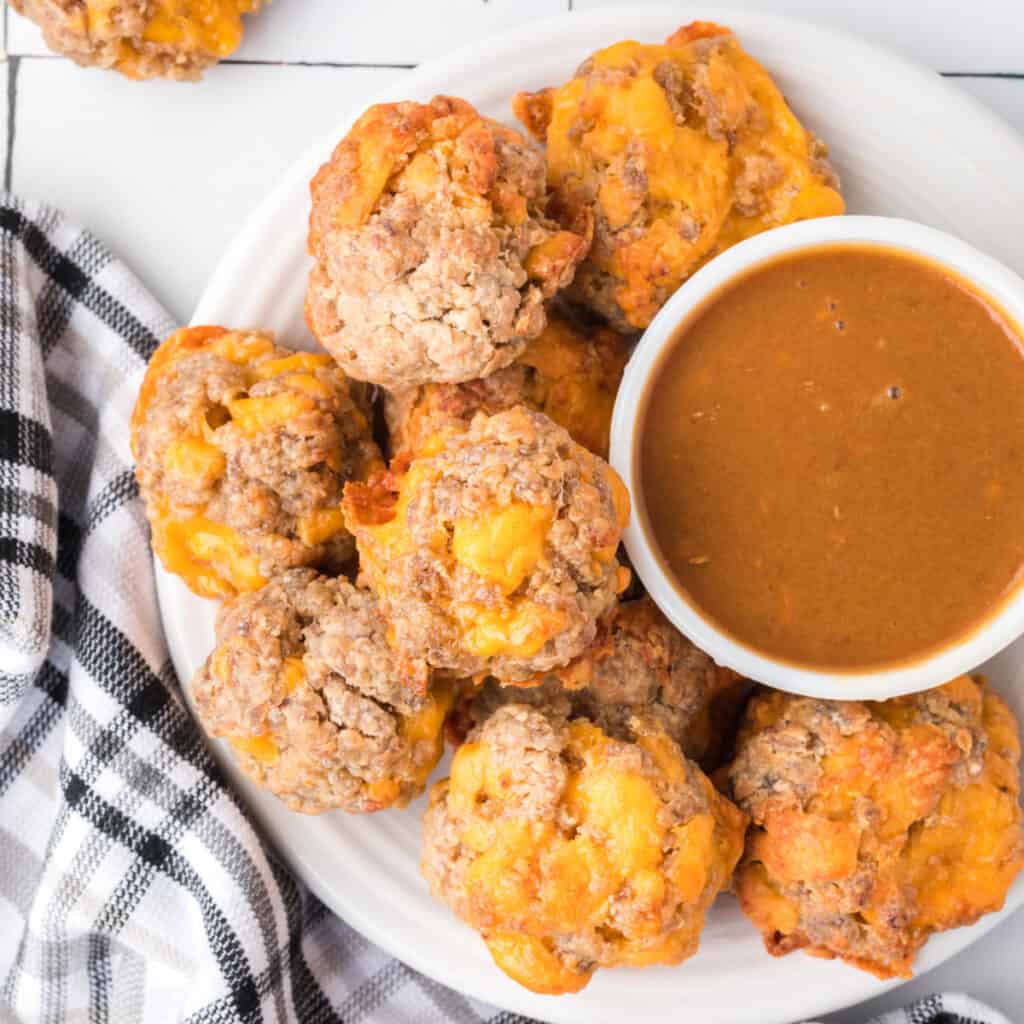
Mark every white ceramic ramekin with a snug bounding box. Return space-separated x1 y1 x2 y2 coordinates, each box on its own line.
611 215 1024 700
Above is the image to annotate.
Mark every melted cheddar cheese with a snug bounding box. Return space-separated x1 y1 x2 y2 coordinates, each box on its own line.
517 323 625 460
606 465 631 530
252 352 333 378
344 458 443 581
280 657 305 694
360 682 455 809
901 689 1024 930
735 675 1024 978
74 1 262 80
131 326 227 452
221 651 451 813
514 22 844 330
133 326 358 598
163 435 226 489
393 316 628 461
226 390 317 434
452 502 553 594
440 718 745 994
457 601 568 659
211 330 275 364
401 681 456 788
229 733 279 765
80 0 260 79
347 455 570 660
141 0 260 57
154 513 267 598
297 508 348 547
226 657 305 765
316 94 581 281
344 408 626 676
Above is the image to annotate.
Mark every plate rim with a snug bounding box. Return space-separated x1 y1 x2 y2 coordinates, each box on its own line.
170 6 1024 1022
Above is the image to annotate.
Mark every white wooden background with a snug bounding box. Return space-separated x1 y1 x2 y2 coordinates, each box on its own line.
2 1 1022 1020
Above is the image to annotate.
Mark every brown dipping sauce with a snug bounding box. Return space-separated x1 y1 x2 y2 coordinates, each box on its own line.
640 243 1024 671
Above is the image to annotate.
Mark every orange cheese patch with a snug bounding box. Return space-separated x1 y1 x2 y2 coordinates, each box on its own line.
520 28 844 329
140 0 260 57
230 733 279 765
452 501 553 594
737 676 1024 978
226 391 317 434
297 508 347 547
251 352 334 379
133 326 359 598
162 436 226 490
457 602 567 659
443 718 745 994
154 514 266 599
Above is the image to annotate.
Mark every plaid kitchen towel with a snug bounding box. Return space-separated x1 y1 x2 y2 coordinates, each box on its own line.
812 994 1017 1024
0 193 1017 1024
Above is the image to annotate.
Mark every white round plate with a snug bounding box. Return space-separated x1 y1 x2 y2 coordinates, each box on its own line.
158 7 1024 1023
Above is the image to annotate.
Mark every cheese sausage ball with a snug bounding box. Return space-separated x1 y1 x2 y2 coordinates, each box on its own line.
462 597 747 770
306 96 589 389
131 326 380 599
422 702 746 994
191 568 454 814
383 313 629 460
514 21 844 332
10 0 264 80
343 407 630 682
728 676 1024 977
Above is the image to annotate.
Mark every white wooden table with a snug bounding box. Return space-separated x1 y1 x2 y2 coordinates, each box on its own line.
3 1 1021 1019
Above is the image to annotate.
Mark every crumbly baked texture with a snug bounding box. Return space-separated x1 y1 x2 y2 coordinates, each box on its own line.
461 596 748 770
11 0 264 81
343 406 630 682
131 326 380 599
513 21 844 332
728 675 1024 978
191 568 453 814
383 313 628 459
421 702 746 994
306 96 589 389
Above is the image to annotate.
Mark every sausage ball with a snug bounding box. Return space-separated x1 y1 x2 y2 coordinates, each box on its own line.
383 313 629 460
191 568 454 814
343 407 630 682
514 21 844 332
421 702 746 994
131 326 380 599
306 96 589 389
10 0 264 80
728 675 1024 978
460 596 748 770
